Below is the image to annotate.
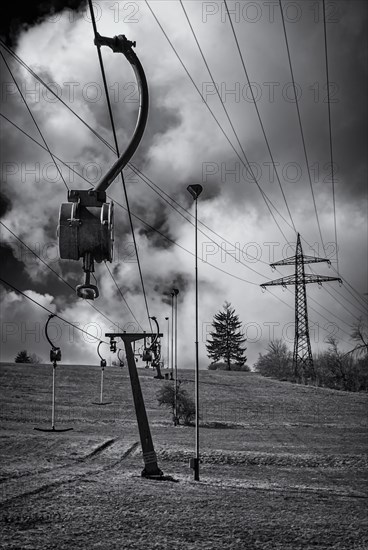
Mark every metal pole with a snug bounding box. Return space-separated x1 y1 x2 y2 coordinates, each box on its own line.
171 293 176 420
174 291 179 425
186 183 203 481
194 197 200 481
123 336 163 477
51 362 56 430
165 317 170 370
171 296 174 375
100 366 104 404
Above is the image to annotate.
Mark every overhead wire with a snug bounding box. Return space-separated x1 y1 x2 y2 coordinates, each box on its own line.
0 28 367 307
180 0 296 238
0 115 148 329
104 262 145 331
1 39 365 330
0 221 122 329
0 38 116 155
1 110 362 332
88 0 153 333
2 29 366 311
144 0 292 244
0 112 260 287
0 50 69 192
143 1 368 314
322 0 339 274
0 276 111 345
222 0 297 234
0 14 359 354
278 0 326 256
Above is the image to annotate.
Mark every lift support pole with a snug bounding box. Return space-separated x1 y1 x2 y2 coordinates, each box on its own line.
106 332 163 478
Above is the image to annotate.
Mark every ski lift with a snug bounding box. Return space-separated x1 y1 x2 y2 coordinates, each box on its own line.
58 33 149 300
34 314 73 433
142 348 153 362
109 337 117 353
149 316 164 379
92 341 112 406
117 349 125 367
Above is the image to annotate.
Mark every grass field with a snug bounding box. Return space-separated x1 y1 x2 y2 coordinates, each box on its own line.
0 362 367 549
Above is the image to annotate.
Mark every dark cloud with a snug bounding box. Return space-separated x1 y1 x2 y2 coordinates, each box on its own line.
0 190 12 218
0 242 33 290
0 0 87 46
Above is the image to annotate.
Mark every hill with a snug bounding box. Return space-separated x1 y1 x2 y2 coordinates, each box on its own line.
0 363 367 549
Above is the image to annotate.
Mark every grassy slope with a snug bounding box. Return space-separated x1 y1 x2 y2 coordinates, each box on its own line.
0 363 367 549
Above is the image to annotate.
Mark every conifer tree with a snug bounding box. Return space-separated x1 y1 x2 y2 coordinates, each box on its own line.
15 350 31 363
206 302 247 370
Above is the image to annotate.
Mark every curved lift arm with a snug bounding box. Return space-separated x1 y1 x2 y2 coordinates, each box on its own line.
93 33 149 193
97 341 107 368
45 314 61 362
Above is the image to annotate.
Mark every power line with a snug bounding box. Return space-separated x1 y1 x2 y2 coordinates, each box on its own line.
1 45 359 338
322 0 339 274
0 39 116 155
88 1 152 332
0 50 69 191
2 30 366 311
145 0 292 244
180 0 296 238
2 110 363 332
0 112 260 287
278 0 326 255
3 108 365 325
144 1 363 318
222 0 297 234
0 128 353 347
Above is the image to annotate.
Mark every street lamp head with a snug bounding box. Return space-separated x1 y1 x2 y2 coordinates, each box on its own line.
165 316 169 320
172 288 179 296
150 316 157 321
187 184 203 200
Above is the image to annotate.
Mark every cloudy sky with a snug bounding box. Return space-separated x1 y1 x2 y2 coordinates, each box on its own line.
0 0 367 368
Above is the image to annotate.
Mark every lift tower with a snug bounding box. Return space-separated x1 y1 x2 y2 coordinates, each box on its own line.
260 234 342 381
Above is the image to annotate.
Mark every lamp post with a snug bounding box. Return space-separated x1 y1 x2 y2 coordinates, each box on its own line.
172 288 179 425
187 184 203 481
165 316 169 371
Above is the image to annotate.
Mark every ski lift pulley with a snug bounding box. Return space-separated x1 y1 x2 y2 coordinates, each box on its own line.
58 33 149 300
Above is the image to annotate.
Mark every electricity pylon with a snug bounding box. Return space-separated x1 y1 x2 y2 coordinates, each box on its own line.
260 234 342 381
